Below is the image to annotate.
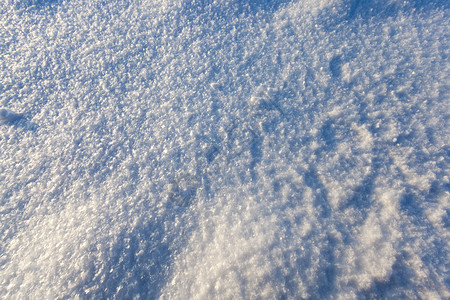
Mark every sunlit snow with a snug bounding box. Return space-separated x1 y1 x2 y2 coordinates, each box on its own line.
0 0 449 298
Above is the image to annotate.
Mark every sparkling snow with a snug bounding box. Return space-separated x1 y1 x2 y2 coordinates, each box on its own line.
0 0 449 298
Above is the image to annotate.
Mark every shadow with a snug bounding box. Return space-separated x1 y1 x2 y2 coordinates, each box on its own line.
237 0 292 14
346 0 404 21
318 0 449 33
73 185 197 299
74 217 173 299
320 119 338 151
301 166 332 219
359 251 418 299
341 152 391 217
311 233 338 298
344 175 374 215
179 0 293 24
249 134 263 181
347 0 450 21
1 115 38 132
11 0 61 11
329 55 343 78
406 0 450 11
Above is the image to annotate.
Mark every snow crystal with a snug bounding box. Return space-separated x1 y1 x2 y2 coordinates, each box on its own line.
0 0 448 298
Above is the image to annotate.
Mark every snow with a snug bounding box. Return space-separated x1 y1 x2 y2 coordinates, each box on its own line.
0 0 449 298
0 108 22 123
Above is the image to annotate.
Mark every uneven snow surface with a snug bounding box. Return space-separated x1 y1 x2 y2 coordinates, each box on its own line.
1 0 449 298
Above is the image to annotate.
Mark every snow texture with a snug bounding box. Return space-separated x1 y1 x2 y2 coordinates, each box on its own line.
0 0 449 299
0 108 22 123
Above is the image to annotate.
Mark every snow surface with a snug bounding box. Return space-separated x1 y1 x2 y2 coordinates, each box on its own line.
0 0 449 298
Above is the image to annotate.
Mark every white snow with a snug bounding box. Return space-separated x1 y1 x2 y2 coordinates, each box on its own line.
0 0 449 298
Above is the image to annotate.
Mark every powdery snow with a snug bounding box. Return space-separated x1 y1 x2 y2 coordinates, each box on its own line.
0 0 448 298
